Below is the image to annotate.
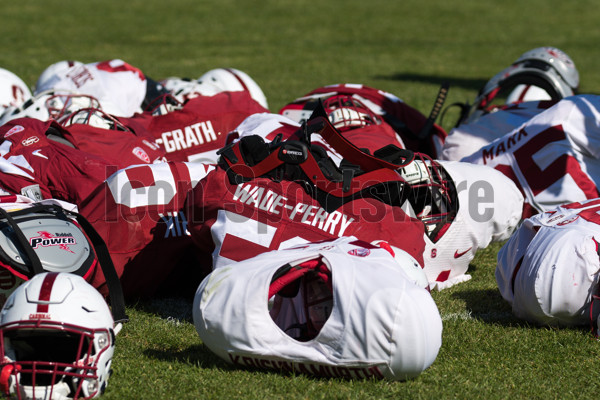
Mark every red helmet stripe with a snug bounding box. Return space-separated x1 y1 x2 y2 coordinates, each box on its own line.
224 68 249 92
36 272 59 313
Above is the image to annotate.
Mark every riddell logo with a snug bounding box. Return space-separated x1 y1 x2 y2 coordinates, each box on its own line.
29 231 76 253
282 149 303 157
21 136 39 146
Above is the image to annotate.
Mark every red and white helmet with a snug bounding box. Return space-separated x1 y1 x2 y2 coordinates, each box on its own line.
465 46 579 124
0 68 32 115
397 154 456 240
0 272 118 400
34 61 85 96
0 91 101 125
197 68 268 109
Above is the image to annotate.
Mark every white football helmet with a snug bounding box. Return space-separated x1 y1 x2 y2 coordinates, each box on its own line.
159 77 222 103
0 90 101 125
0 68 32 115
0 272 117 400
464 46 579 124
34 61 84 95
197 68 268 109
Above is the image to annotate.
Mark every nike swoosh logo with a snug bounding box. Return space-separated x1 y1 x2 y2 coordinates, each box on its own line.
454 248 472 258
32 149 48 159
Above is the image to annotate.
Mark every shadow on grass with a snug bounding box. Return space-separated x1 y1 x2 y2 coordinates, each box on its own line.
451 288 523 327
128 297 194 323
143 344 232 370
143 345 344 382
374 73 487 92
451 288 594 334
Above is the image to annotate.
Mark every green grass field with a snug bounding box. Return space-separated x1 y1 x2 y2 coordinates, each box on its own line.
2 1 600 398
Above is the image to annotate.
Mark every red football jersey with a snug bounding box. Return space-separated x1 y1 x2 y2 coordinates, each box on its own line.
122 91 268 163
62 122 166 167
0 118 116 205
78 161 215 298
185 167 426 269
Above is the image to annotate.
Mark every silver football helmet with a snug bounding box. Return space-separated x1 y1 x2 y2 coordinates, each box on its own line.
0 272 118 400
464 46 579 124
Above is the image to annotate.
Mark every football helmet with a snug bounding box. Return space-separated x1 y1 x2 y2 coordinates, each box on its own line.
0 272 118 400
159 77 222 103
0 68 32 115
0 91 100 125
322 94 382 132
197 68 268 109
397 154 456 241
59 107 131 131
464 46 579 124
34 61 84 95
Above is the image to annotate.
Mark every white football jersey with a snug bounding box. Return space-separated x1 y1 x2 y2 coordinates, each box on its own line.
441 100 549 161
497 198 600 326
193 237 442 381
34 59 147 117
422 161 524 290
462 95 600 214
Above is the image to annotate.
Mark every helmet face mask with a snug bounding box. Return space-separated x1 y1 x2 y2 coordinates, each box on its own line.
398 155 456 241
59 107 130 132
0 91 101 125
322 95 382 132
0 273 116 400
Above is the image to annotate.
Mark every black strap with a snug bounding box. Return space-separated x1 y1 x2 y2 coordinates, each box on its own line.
0 207 44 275
0 205 128 323
72 211 128 323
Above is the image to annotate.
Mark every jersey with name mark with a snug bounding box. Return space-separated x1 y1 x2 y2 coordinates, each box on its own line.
78 161 214 298
0 118 115 206
194 236 442 381
423 160 523 290
185 166 426 271
35 59 147 117
496 198 600 326
441 100 555 161
122 91 268 163
279 83 447 158
462 95 600 217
